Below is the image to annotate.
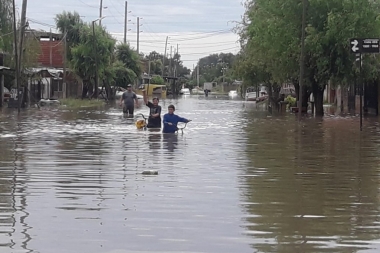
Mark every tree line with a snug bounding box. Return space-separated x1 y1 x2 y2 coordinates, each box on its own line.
233 0 380 115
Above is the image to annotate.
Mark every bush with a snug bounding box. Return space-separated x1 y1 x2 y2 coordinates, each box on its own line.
285 95 297 109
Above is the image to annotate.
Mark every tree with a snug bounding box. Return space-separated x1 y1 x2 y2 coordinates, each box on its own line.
143 51 191 78
0 0 13 52
70 24 115 98
55 11 142 99
115 43 142 80
235 0 380 116
55 11 84 61
194 53 236 85
110 60 137 88
150 75 165 85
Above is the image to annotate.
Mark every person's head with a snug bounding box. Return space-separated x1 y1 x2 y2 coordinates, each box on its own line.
152 97 159 106
168 104 175 114
127 84 132 91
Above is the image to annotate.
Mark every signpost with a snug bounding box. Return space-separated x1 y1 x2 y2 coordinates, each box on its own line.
349 38 380 131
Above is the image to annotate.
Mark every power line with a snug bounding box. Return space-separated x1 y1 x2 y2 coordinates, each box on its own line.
78 0 98 8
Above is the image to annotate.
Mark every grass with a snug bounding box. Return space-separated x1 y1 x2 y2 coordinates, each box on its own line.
59 98 106 109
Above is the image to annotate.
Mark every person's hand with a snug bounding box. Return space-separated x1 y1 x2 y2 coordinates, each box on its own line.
119 102 122 107
142 89 146 94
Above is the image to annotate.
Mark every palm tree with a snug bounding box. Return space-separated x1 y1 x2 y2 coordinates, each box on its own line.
55 11 84 61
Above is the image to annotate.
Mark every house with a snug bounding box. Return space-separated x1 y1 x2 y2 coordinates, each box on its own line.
24 68 79 102
25 30 64 68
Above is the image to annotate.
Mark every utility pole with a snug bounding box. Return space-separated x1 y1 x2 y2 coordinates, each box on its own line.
162 36 168 77
197 59 200 87
124 1 128 44
12 1 19 108
359 54 363 131
17 0 28 113
92 21 99 99
298 0 307 120
193 64 195 82
99 0 103 26
49 28 53 67
169 46 172 77
175 44 179 77
63 30 67 99
137 17 140 54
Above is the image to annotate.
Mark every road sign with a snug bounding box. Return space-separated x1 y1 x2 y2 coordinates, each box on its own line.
362 38 380 53
350 39 360 53
350 38 380 54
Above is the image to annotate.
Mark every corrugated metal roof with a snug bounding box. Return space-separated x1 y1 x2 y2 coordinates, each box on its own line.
24 67 64 77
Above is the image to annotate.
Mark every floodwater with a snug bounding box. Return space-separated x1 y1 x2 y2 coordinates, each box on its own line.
1 96 380 253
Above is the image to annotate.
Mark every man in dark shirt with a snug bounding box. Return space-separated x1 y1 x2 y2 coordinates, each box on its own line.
119 84 139 117
142 90 162 128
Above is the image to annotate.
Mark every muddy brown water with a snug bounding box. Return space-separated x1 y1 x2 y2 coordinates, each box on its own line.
0 96 380 253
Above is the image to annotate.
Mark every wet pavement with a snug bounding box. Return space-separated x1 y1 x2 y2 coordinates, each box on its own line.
1 96 380 253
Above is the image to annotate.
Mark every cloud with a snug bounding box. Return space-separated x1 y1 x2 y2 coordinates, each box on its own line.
112 31 241 68
17 0 244 68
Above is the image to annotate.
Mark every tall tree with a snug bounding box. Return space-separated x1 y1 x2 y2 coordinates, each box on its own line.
69 24 115 98
55 11 84 61
235 0 380 116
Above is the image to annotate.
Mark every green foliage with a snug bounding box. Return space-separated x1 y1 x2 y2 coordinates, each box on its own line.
70 24 115 82
55 11 142 94
234 0 380 115
150 75 165 85
0 0 13 52
115 43 142 78
194 53 236 83
105 60 137 88
55 11 84 61
285 95 297 109
143 51 190 77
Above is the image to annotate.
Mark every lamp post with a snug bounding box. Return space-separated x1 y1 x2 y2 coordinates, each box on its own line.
92 16 106 99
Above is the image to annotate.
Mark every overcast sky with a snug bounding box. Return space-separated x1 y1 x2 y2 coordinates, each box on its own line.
15 0 245 69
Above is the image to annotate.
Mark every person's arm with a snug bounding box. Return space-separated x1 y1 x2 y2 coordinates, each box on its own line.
177 116 191 123
119 94 124 105
142 90 148 105
163 114 173 125
133 93 139 107
151 106 161 118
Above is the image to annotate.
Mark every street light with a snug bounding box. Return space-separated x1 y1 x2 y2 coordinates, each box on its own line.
92 16 107 99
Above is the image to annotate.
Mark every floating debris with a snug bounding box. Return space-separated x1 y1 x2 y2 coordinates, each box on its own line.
142 170 158 175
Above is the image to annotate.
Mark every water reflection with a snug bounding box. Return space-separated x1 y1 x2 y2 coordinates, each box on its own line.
241 115 380 253
0 129 33 252
163 134 179 153
148 132 162 151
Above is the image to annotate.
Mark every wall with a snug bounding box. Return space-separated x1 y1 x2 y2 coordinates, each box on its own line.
37 41 64 68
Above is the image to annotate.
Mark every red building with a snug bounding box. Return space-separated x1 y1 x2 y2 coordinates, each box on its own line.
26 30 64 68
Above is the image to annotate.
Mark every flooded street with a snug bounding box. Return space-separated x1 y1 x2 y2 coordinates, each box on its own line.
1 96 380 253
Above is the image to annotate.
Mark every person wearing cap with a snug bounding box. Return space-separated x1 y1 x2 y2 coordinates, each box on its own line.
142 90 162 129
119 84 139 117
163 104 191 134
